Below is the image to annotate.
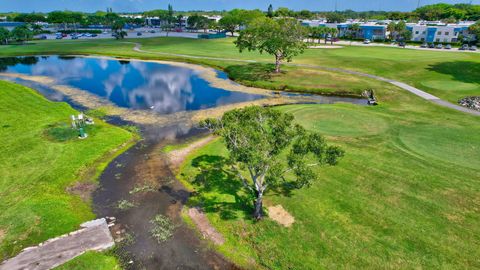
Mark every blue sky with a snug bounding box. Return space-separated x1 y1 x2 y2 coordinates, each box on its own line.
1 0 478 13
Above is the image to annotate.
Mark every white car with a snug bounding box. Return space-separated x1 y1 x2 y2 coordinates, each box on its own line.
363 39 371 44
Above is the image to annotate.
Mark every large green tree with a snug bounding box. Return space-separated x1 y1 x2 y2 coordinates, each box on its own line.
218 13 241 36
11 25 33 43
201 106 344 219
235 17 307 73
469 21 480 42
0 27 10 45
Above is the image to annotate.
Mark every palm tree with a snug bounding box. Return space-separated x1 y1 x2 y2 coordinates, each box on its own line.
349 23 361 39
330 28 338 45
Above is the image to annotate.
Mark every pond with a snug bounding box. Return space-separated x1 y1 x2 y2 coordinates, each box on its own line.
0 56 265 114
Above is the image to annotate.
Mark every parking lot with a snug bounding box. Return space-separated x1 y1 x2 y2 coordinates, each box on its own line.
39 27 200 40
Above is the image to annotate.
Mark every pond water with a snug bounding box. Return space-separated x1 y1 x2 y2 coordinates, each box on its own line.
0 56 265 114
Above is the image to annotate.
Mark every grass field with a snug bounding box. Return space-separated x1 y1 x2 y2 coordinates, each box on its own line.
0 37 479 269
177 83 480 268
0 81 133 266
0 37 478 102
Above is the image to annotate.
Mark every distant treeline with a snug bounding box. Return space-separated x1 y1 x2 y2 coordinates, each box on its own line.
1 3 479 24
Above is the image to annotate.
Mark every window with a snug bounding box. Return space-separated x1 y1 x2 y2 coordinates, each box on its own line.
454 32 458 36
422 31 426 34
437 31 442 35
415 31 419 34
445 32 449 36
436 38 440 42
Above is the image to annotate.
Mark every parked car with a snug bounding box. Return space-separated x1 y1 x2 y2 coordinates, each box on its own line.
428 43 435 48
445 44 452 49
470 46 477 51
398 41 406 47
71 35 78 40
420 43 428 48
55 35 63 40
459 44 469 50
436 44 443 49
137 32 142 36
62 33 67 37
39 35 47 40
149 30 155 33
91 34 98 37
85 33 92 37
363 39 371 44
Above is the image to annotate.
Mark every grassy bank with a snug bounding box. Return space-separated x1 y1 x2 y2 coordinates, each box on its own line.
0 37 478 102
0 80 133 266
177 84 480 269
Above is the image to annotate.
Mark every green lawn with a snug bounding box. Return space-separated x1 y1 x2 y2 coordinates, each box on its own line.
0 81 133 267
177 86 480 269
1 37 478 102
54 251 120 270
1 36 479 269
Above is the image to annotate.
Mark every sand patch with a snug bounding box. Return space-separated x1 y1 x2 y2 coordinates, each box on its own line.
308 45 343 49
167 136 215 170
267 205 295 227
188 207 225 245
0 228 5 243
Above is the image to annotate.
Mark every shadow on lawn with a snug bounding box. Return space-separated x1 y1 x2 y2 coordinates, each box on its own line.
189 155 252 220
225 63 277 82
427 61 480 84
186 155 299 220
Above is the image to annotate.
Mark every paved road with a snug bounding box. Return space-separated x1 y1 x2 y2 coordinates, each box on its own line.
131 42 480 116
0 219 114 270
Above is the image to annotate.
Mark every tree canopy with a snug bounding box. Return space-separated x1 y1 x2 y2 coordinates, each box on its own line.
201 106 344 219
235 17 307 73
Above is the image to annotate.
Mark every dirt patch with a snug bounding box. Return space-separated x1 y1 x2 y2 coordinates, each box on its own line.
267 205 295 227
188 207 225 245
0 228 5 242
308 45 343 49
67 181 98 202
167 136 216 170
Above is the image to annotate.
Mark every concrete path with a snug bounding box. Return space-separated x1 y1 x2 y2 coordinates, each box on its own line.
0 219 114 270
131 42 480 116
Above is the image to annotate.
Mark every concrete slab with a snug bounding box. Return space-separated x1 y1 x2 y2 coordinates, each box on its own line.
0 219 114 270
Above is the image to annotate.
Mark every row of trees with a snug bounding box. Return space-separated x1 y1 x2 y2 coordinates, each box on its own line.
0 25 34 44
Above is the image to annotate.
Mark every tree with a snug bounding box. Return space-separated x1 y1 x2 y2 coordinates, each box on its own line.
168 4 174 18
111 19 127 39
326 12 345 23
275 7 294 18
235 17 307 73
0 27 10 45
348 23 361 39
267 4 274 18
11 25 33 43
468 21 480 42
187 14 210 32
297 10 314 20
387 21 396 40
219 14 241 36
201 106 344 220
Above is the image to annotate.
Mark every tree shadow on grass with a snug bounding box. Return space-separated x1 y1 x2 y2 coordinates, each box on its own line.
427 61 480 84
225 63 277 82
186 155 252 220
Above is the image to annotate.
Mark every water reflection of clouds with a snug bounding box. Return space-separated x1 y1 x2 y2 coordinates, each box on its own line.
31 58 93 82
102 61 195 113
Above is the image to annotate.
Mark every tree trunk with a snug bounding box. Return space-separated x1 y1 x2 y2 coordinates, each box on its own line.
274 54 282 73
253 191 263 220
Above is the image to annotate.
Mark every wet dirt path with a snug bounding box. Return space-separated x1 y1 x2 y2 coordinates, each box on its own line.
92 123 239 270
